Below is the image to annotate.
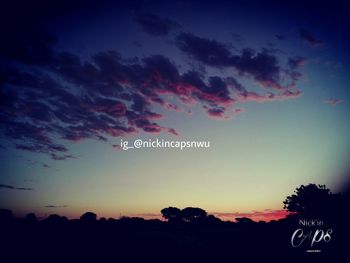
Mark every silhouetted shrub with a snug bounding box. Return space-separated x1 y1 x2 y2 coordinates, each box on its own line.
80 212 97 222
0 209 13 223
235 217 254 224
25 213 37 223
46 214 64 224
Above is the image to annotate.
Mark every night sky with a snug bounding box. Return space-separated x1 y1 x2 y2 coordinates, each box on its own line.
1 0 350 221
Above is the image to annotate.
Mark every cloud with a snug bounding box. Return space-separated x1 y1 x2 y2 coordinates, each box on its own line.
232 49 283 90
299 29 324 48
238 90 302 103
275 34 286 41
15 143 68 154
176 32 304 91
0 28 304 158
205 106 244 120
181 72 234 105
234 108 245 114
50 154 77 161
206 107 229 119
176 32 233 67
288 56 308 69
232 33 242 43
213 209 289 222
44 205 68 208
229 77 302 103
324 98 344 105
0 184 33 191
135 13 179 36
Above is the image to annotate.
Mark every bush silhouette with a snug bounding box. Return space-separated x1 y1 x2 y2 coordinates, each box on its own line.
46 214 65 224
80 212 97 222
25 213 37 223
0 209 13 223
236 217 254 224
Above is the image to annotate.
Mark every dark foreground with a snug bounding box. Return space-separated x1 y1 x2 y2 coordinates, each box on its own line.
0 214 347 263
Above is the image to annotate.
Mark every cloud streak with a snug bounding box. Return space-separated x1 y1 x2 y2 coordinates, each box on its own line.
44 205 68 208
324 98 344 105
299 29 324 48
213 209 289 222
0 184 33 191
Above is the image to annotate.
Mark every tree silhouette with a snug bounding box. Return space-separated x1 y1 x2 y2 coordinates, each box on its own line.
181 207 207 222
161 207 181 223
283 184 331 217
80 212 97 222
47 214 64 224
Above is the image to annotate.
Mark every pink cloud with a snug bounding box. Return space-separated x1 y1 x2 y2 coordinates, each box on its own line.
206 107 230 120
213 209 289 222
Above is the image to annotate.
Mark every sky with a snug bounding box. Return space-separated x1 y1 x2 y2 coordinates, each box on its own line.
1 0 350 222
